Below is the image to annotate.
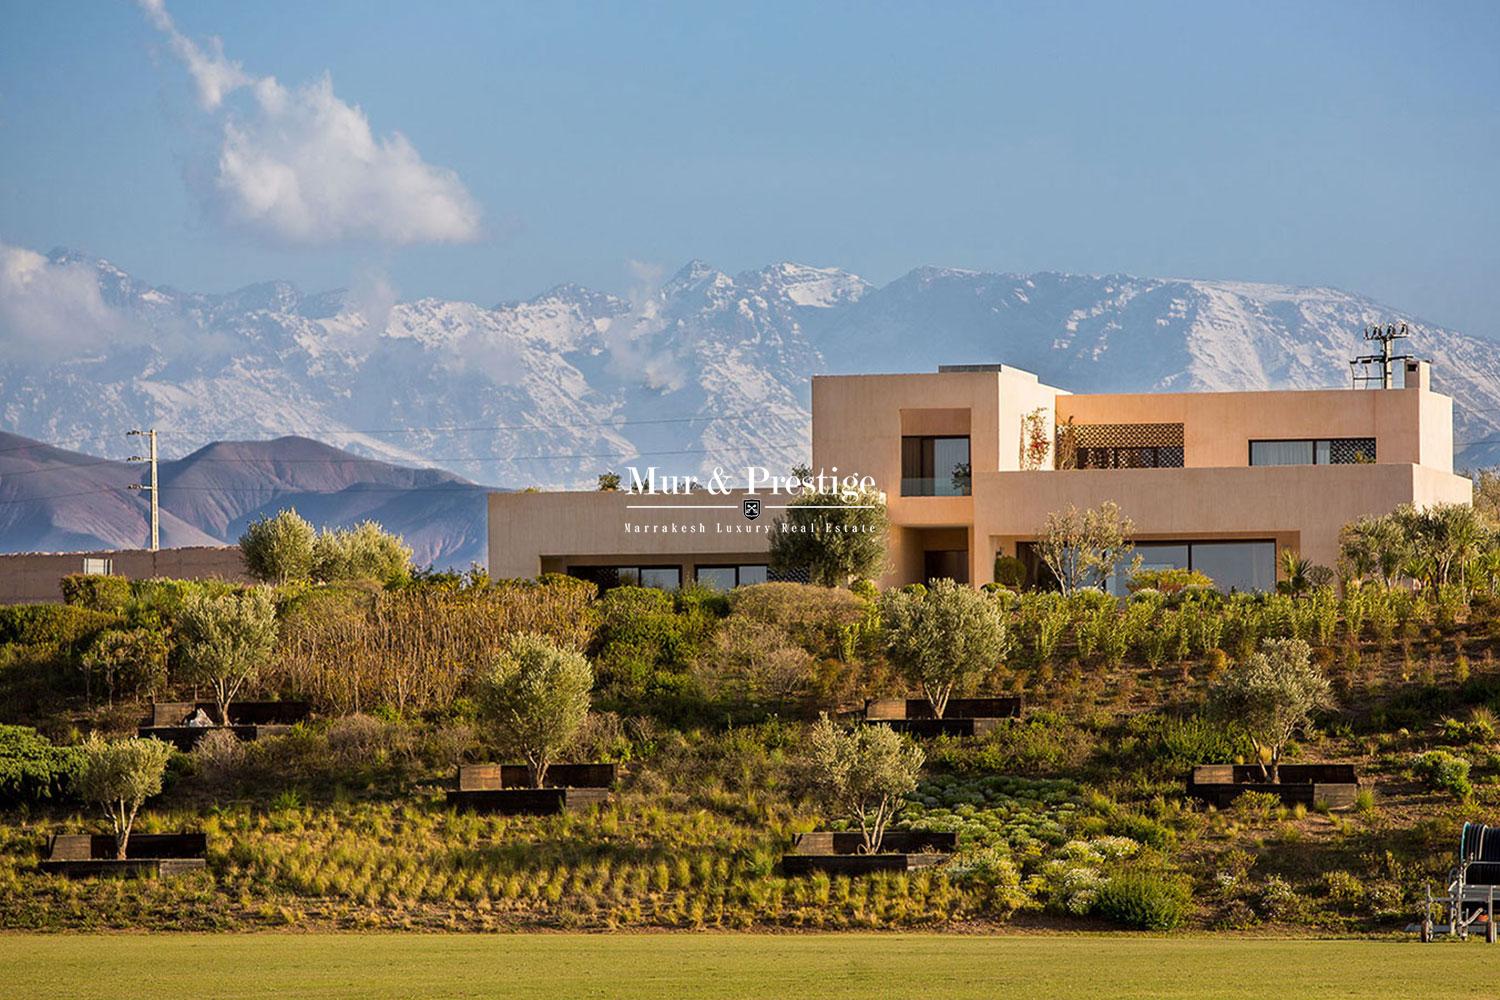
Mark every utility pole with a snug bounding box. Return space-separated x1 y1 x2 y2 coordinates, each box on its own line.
127 429 159 552
1350 323 1411 390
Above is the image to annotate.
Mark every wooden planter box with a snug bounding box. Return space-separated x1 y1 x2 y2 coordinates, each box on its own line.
137 724 292 751
146 700 311 727
39 857 207 878
1187 763 1360 809
39 832 207 879
865 697 1022 721
782 853 949 876
447 787 612 815
457 762 618 791
782 829 955 876
792 830 957 854
875 717 1004 738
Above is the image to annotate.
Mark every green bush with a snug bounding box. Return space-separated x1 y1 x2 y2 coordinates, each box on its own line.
1413 750 1472 801
0 604 117 648
993 555 1027 589
0 724 82 803
1095 869 1192 930
1123 714 1251 778
59 574 131 613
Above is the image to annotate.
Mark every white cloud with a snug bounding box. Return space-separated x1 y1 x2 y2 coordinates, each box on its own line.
139 1 481 247
137 0 250 111
0 241 128 362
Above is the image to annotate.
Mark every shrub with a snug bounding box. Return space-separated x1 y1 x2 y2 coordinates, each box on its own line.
693 615 817 717
0 604 116 648
276 580 596 716
880 579 1011 717
1124 714 1250 777
80 627 169 705
312 521 414 586
1413 750 1472 801
1128 567 1213 595
993 555 1027 589
1095 869 1192 930
240 509 317 585
0 725 82 803
729 583 867 660
74 735 174 858
59 574 131 613
475 633 593 787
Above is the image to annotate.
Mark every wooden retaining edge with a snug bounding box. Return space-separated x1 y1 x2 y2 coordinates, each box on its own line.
781 853 950 876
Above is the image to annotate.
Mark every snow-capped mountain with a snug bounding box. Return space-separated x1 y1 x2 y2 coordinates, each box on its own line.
3 250 1498 485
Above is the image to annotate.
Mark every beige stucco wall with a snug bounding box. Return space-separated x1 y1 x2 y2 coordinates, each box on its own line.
489 489 774 580
1056 381 1450 470
0 546 250 605
970 463 1473 583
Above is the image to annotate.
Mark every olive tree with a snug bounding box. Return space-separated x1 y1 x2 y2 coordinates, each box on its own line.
175 587 279 726
880 578 1010 718
1035 501 1138 595
74 735 174 859
312 521 414 585
239 509 316 585
475 633 593 788
799 714 924 854
1207 638 1330 782
770 488 888 587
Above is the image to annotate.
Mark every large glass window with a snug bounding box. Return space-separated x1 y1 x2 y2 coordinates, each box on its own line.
567 565 681 592
902 436 971 496
1104 540 1276 595
1187 542 1276 593
1250 438 1376 466
694 564 768 591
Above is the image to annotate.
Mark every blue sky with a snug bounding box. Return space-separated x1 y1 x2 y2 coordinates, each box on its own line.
1 1 1497 335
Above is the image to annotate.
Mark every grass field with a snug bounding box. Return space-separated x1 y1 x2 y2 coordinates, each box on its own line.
0 933 1495 999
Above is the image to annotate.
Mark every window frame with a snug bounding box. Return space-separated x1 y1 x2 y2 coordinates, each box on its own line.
1248 437 1377 467
900 434 972 496
693 564 769 591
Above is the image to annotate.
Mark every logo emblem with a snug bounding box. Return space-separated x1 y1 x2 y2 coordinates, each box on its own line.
742 498 761 520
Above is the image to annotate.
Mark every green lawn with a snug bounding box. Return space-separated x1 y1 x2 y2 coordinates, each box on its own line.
0 933 1493 999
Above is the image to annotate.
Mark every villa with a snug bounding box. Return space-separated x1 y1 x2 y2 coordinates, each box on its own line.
487 359 1473 592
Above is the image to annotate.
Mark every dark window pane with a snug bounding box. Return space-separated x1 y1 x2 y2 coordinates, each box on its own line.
901 435 970 495
738 565 768 586
1190 542 1276 593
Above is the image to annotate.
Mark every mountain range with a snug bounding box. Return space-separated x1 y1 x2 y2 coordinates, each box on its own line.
2 249 1498 562
0 431 490 568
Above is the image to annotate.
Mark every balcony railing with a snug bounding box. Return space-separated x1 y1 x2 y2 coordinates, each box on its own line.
901 476 971 497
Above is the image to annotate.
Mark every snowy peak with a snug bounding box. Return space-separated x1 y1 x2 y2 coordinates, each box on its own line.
1 251 1497 495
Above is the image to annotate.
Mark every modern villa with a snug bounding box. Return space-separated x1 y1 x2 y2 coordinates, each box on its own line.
487 359 1473 593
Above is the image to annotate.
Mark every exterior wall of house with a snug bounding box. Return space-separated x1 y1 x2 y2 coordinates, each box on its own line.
0 546 250 604
488 361 1473 592
488 489 773 582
